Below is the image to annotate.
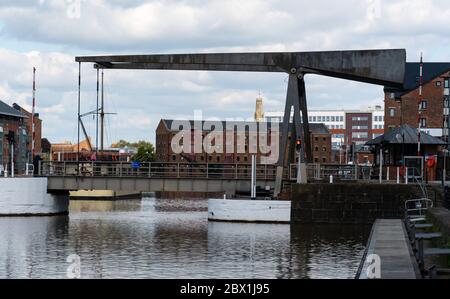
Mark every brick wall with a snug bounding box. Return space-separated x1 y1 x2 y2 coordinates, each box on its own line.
291 183 443 224
155 120 332 164
385 71 450 132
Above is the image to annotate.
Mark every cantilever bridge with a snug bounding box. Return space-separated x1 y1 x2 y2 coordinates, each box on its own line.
74 49 406 197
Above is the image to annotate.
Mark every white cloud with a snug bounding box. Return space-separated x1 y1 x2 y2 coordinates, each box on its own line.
0 0 449 144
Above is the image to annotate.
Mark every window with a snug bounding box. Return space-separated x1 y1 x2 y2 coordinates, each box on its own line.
322 158 327 163
326 116 330 122
436 81 442 87
309 116 312 122
322 147 327 152
340 116 344 122
445 79 449 89
420 118 427 127
389 108 396 117
315 146 319 152
172 155 176 161
374 116 378 122
390 92 395 99
313 116 317 122
314 158 319 163
216 156 220 162
420 100 428 110
323 137 326 141
351 116 369 121
352 132 369 139
317 116 322 122
352 125 369 130
331 116 335 122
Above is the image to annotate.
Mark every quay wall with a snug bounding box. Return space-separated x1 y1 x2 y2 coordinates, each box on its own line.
291 183 444 224
0 178 69 216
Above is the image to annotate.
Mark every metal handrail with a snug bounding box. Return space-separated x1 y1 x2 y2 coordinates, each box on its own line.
405 198 433 218
38 161 281 180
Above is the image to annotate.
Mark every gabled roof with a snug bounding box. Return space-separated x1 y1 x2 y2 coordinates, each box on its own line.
366 125 446 146
0 100 24 118
160 119 330 134
385 62 450 97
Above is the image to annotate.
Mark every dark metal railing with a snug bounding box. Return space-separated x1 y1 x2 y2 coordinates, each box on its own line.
38 161 284 180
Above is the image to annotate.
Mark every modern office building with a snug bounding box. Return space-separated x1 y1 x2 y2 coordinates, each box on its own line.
265 106 384 149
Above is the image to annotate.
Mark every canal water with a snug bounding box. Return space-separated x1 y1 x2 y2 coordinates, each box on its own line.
0 198 370 279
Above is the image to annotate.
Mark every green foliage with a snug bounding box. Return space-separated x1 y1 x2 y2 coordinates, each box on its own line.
112 140 156 162
133 142 156 163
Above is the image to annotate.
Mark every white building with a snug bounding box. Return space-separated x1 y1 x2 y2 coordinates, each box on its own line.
264 105 385 150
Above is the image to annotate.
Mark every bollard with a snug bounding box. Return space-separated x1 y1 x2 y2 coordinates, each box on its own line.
397 167 400 184
386 167 390 181
330 175 333 184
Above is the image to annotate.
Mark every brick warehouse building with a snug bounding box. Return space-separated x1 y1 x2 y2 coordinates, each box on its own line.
156 119 332 164
0 100 29 173
384 62 450 140
13 103 42 156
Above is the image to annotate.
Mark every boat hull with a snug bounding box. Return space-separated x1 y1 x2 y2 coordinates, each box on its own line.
208 198 291 223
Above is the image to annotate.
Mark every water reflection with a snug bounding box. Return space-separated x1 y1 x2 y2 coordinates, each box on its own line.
0 198 370 279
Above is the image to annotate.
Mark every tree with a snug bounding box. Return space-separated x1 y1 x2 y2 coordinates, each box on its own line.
111 139 132 148
41 138 51 154
132 142 156 162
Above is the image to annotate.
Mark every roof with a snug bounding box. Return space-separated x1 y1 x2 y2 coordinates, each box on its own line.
0 100 24 118
366 125 446 146
385 62 450 97
160 119 330 134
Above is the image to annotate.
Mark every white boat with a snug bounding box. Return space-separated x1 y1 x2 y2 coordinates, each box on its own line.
208 198 291 223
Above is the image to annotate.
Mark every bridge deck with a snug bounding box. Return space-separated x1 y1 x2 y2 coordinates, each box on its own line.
358 219 421 279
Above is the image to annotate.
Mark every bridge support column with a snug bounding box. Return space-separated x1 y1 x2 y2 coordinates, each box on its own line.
274 72 310 198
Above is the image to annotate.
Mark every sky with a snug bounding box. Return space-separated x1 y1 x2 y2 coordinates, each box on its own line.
1 0 450 145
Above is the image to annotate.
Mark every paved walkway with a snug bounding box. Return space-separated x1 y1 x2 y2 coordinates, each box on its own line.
358 219 421 279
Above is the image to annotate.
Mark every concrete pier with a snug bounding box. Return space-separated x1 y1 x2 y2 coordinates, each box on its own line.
358 219 421 279
0 178 69 216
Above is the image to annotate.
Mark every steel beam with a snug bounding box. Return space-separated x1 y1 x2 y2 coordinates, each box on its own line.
76 49 406 87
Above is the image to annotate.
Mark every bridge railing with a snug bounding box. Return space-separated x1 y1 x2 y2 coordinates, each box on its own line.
38 161 284 180
289 163 373 181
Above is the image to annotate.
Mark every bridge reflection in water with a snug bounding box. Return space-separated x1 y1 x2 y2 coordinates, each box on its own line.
0 198 370 279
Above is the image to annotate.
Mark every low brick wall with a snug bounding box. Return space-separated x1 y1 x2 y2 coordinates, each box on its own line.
291 183 441 224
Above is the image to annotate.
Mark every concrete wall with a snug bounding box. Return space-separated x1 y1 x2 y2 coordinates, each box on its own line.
0 177 69 216
291 183 440 224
